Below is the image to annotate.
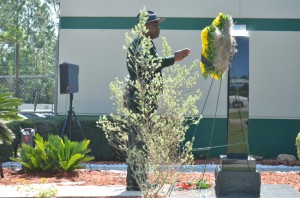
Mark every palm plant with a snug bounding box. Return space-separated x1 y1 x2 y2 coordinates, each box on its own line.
0 92 23 178
11 134 95 172
0 92 23 145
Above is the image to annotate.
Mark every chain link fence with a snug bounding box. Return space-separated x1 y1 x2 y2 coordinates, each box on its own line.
0 75 56 117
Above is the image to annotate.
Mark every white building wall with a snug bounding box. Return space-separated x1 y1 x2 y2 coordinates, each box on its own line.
58 0 300 119
59 29 127 115
250 31 300 119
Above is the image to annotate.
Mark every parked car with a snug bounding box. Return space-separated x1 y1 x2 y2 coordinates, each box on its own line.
229 95 248 108
18 112 54 119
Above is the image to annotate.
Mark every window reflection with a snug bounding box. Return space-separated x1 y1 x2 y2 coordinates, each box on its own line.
227 36 249 155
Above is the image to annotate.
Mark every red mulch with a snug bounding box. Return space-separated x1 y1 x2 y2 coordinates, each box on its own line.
0 159 299 192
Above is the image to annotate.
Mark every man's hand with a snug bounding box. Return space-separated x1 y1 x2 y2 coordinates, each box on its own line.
174 48 191 62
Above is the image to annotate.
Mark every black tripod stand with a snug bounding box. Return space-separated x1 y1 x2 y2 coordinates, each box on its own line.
61 93 86 139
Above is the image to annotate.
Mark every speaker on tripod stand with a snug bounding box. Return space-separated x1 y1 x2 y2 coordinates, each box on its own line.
59 62 85 139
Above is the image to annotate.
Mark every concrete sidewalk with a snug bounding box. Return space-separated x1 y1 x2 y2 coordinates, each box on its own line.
0 184 299 198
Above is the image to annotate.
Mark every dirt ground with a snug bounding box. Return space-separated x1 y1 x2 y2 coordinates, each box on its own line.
0 159 299 192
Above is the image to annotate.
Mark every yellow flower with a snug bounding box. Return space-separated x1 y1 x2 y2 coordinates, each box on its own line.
201 29 208 52
212 13 223 27
201 28 208 44
210 73 221 80
200 62 206 74
201 27 209 60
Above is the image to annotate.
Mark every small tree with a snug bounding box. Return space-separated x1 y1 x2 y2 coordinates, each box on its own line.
97 7 202 197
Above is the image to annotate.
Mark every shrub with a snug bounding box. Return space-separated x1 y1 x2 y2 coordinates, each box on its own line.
296 132 300 160
4 117 120 161
10 134 94 172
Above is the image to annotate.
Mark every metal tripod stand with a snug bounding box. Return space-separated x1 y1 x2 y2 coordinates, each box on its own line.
61 93 86 139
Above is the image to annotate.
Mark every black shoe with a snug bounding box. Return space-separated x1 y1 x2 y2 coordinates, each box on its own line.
126 186 141 191
144 183 158 189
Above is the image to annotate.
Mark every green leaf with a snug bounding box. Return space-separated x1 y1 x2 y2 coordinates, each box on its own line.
0 92 23 144
65 153 83 171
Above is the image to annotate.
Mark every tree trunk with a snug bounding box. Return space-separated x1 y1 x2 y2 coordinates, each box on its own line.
0 160 4 178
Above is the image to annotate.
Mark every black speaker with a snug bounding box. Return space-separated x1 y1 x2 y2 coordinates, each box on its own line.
59 62 79 94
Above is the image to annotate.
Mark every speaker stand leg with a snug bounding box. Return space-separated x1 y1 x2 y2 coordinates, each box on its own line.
61 93 74 138
61 110 72 137
72 110 86 139
61 93 86 140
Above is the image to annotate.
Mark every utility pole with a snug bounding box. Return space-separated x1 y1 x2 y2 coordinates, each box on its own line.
14 0 20 98
15 43 20 98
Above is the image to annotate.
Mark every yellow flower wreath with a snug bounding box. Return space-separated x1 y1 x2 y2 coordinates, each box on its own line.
200 13 236 80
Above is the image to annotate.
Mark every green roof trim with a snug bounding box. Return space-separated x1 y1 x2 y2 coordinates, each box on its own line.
60 17 300 31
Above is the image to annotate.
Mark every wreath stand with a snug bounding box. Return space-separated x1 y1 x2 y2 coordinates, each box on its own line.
192 32 261 197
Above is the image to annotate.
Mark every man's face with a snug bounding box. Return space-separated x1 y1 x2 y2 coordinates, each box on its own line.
146 21 160 39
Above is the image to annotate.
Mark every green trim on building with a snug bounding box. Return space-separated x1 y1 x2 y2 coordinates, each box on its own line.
60 17 300 31
248 119 300 158
60 17 134 29
186 118 227 158
186 118 300 158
